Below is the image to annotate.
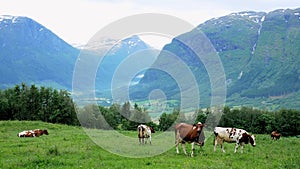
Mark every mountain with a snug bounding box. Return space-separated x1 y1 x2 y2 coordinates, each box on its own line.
2 8 300 110
131 8 300 110
0 15 151 93
95 35 151 91
0 15 79 89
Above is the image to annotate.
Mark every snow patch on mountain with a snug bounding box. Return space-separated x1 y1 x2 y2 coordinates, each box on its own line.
0 15 20 23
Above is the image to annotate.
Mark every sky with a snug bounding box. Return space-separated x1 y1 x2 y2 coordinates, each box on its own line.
1 0 300 49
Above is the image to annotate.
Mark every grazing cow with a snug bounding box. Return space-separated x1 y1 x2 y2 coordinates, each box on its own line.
271 131 281 140
17 129 49 137
137 124 155 144
175 122 205 157
214 127 256 153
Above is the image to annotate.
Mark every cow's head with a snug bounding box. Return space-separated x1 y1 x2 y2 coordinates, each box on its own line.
149 126 155 133
239 133 256 147
194 122 205 146
193 122 204 132
249 134 256 147
43 130 49 135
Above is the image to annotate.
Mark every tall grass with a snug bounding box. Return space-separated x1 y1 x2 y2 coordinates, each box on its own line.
0 121 299 168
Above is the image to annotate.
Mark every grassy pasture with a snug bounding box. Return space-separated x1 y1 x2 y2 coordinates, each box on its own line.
0 121 299 169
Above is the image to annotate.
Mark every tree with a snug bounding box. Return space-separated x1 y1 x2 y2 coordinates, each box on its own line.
127 104 151 130
0 90 9 120
39 86 52 122
193 109 207 124
275 109 300 136
121 101 131 120
158 110 179 131
77 105 96 128
27 84 40 120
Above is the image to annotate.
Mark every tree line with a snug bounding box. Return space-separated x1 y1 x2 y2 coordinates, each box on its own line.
0 84 299 136
212 106 299 136
0 83 79 125
76 104 300 136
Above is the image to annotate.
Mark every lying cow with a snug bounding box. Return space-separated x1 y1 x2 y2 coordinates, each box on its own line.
18 129 49 137
271 131 281 140
137 124 155 144
214 127 256 153
18 130 35 137
33 129 49 137
175 122 205 157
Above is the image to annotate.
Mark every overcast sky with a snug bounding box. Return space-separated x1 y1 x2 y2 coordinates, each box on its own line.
1 0 300 48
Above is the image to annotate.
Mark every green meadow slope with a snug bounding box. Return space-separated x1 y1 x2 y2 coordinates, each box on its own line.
1 121 299 168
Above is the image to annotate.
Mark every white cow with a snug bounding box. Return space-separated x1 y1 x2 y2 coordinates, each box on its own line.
137 124 155 144
214 127 256 153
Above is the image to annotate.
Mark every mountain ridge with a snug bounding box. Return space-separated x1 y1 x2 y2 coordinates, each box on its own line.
131 7 300 110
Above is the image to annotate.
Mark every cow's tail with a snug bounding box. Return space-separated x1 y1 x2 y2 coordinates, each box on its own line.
175 128 177 144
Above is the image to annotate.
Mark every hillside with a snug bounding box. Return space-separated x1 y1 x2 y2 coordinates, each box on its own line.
1 121 299 168
0 15 151 93
0 15 79 89
131 8 300 110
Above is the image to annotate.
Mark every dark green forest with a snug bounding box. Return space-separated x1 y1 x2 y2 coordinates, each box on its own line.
0 84 299 136
0 83 78 125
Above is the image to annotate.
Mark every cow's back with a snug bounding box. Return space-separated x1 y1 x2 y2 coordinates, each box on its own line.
214 127 235 142
175 123 193 140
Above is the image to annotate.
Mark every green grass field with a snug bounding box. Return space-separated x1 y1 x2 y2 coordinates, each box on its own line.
0 121 299 169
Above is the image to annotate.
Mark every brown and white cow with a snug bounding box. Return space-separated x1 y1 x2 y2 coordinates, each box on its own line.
214 127 256 153
271 131 281 140
18 129 49 137
137 124 155 144
33 129 49 137
175 122 205 157
18 130 35 137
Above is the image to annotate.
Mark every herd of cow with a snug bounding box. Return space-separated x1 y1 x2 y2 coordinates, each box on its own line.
17 123 282 157
137 122 282 157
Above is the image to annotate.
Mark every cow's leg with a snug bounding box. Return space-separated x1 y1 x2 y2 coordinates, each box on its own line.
216 138 225 153
220 140 225 153
214 137 218 152
149 135 152 145
181 142 187 155
175 140 180 154
234 143 239 153
221 141 226 153
240 143 244 153
190 142 195 157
